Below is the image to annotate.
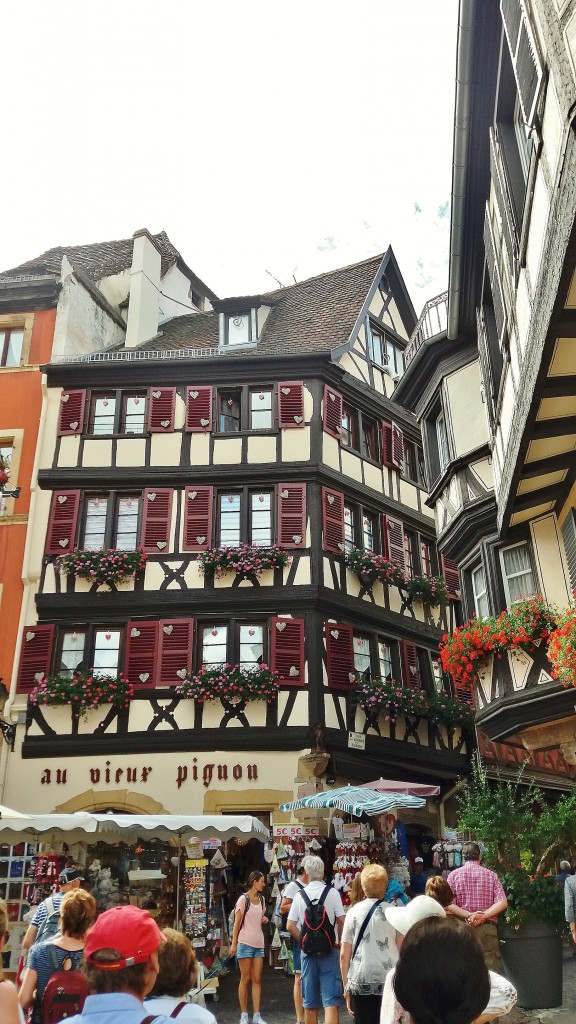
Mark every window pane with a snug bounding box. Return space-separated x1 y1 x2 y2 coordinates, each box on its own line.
502 544 536 603
344 505 355 551
362 419 377 460
219 392 241 432
202 625 227 667
353 636 371 678
250 390 272 429
421 541 432 576
432 659 444 693
115 496 139 550
341 406 354 448
4 330 24 367
239 624 264 667
250 493 272 546
84 497 108 550
219 494 241 545
362 515 374 552
472 565 489 617
0 446 12 516
437 413 449 470
377 640 393 679
404 532 414 578
123 395 146 433
60 631 86 676
91 396 116 435
226 313 251 346
92 630 121 675
369 328 385 366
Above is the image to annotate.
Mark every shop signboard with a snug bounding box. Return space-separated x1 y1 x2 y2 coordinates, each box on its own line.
348 731 366 751
272 825 319 837
342 823 361 839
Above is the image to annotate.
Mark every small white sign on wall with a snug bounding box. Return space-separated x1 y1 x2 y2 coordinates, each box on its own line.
348 731 366 751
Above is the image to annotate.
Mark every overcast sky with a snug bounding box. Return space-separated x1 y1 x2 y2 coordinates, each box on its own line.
3 1 458 314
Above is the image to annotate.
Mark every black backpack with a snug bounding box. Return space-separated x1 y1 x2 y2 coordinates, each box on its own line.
300 884 336 956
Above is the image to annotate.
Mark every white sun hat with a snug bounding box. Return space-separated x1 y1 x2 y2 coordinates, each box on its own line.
385 894 446 935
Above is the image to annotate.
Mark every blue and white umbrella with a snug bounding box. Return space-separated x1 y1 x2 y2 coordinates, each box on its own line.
279 785 425 818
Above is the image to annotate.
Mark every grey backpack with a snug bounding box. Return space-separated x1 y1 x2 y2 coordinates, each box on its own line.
34 896 61 945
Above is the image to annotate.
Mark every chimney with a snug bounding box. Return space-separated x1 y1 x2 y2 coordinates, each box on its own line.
125 229 162 348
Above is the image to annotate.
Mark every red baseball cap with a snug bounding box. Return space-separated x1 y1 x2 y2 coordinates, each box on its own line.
84 906 164 970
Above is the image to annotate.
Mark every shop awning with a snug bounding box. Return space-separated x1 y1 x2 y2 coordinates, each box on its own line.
0 811 269 845
279 785 426 818
361 778 440 798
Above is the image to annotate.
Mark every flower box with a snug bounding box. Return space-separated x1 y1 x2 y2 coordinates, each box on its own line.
30 671 133 719
355 677 475 729
344 549 449 606
56 548 148 587
198 545 291 579
175 664 280 703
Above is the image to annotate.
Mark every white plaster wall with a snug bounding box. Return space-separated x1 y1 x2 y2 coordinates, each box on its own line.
82 440 113 466
158 265 199 323
498 368 516 450
398 479 420 512
116 439 147 466
383 298 409 339
213 438 242 464
98 269 130 309
189 435 211 466
530 513 572 606
57 436 81 468
541 80 563 181
340 449 363 482
469 458 494 491
247 436 276 464
150 433 182 466
515 270 531 358
322 435 341 472
364 462 383 494
52 275 125 358
525 167 550 289
338 350 370 387
445 362 488 456
38 389 62 470
282 430 311 462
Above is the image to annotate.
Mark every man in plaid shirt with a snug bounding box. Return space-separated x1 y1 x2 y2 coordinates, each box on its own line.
449 842 508 971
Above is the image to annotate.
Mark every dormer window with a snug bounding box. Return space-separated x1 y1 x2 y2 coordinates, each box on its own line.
224 311 254 346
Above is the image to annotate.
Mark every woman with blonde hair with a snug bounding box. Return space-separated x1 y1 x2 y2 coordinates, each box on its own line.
347 873 365 909
0 899 22 1024
19 888 97 1023
340 863 398 1024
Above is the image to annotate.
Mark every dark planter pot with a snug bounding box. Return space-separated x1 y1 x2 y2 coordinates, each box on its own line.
499 919 563 1008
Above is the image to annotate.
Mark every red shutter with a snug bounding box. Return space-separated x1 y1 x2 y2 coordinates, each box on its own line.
454 683 474 707
147 387 176 433
185 386 213 432
45 491 80 555
183 486 213 551
325 622 356 690
140 488 173 552
17 625 55 693
322 487 345 554
124 621 158 688
157 619 194 686
441 555 461 599
322 385 343 439
278 381 305 428
57 390 86 436
382 514 406 572
277 483 306 548
271 618 305 686
382 421 404 469
401 640 422 690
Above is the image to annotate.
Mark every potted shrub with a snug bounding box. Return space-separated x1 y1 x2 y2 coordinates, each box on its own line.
29 671 133 719
56 548 147 587
403 574 448 607
175 663 280 703
198 544 290 579
355 677 474 729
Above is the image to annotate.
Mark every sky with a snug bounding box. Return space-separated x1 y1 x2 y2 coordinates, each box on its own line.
2 1 458 315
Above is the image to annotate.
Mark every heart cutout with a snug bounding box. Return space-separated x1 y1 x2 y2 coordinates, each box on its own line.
200 418 210 427
61 394 69 403
280 489 289 498
349 672 356 683
196 536 206 544
289 666 299 677
337 543 345 551
328 392 336 401
26 631 35 642
160 419 170 428
176 668 187 680
152 390 161 399
330 629 339 639
410 666 417 675
34 672 45 681
275 622 286 632
163 625 174 634
189 390 199 399
188 491 197 500
139 673 150 682
69 421 79 431
281 387 291 395
327 494 335 505
292 535 302 544
59 539 69 548
57 495 67 504
147 493 156 501
156 541 167 549
294 416 303 423
130 628 141 638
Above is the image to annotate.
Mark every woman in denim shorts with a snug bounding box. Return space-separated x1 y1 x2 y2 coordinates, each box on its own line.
230 871 269 1024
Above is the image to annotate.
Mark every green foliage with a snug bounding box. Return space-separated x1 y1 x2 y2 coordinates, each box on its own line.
499 869 565 931
356 677 474 729
56 548 147 586
175 663 280 703
30 671 133 719
198 545 290 579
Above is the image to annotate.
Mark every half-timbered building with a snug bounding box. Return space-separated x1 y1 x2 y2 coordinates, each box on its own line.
3 229 473 829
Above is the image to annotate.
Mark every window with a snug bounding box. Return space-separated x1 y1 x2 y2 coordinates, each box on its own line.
341 404 356 449
200 621 265 669
217 490 273 546
362 417 378 461
334 400 379 461
224 312 253 347
353 632 396 681
0 445 13 515
368 323 405 376
436 412 449 471
501 542 536 604
57 627 121 678
420 540 433 577
386 337 405 377
404 530 415 579
403 440 426 486
343 501 379 553
368 325 388 367
217 386 273 432
472 565 490 618
431 658 445 694
0 328 24 368
82 494 140 550
88 391 146 435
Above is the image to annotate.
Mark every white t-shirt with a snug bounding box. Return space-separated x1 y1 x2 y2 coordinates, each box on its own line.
287 880 344 930
144 995 216 1023
341 898 398 995
283 879 305 902
380 968 517 1024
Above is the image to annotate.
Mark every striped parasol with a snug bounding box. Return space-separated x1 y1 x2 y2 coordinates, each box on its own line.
279 785 426 818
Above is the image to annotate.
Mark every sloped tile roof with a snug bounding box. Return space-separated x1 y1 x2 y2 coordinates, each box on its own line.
139 254 385 357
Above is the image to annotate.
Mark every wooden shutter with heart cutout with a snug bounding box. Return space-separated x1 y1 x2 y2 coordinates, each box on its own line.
157 619 194 686
57 390 86 436
147 387 176 433
17 625 55 693
278 382 305 428
322 385 343 439
382 514 406 572
382 421 404 469
440 554 461 600
325 622 355 690
183 486 213 551
401 640 422 690
124 621 158 688
45 491 81 555
271 618 305 686
277 483 306 549
185 386 213 432
322 487 345 554
140 488 173 553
